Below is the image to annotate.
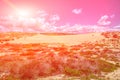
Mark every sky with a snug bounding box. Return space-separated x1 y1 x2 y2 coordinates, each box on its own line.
0 0 120 33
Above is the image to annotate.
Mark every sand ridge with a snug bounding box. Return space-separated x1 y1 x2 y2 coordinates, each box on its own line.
9 33 105 46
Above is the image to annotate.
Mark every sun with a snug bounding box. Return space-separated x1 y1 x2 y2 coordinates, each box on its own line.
18 10 29 16
16 9 31 17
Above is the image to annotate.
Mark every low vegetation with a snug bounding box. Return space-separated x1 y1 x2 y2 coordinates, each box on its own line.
0 31 120 80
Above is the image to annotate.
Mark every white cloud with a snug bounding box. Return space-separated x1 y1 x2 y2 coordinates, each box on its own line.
72 9 82 14
0 11 117 33
97 15 111 26
49 14 60 25
56 24 108 33
110 14 115 18
50 14 60 21
36 10 48 17
113 25 120 29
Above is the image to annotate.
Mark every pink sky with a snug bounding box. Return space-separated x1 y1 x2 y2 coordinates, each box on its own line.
0 0 120 32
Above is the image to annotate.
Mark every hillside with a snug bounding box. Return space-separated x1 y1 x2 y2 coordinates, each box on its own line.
0 31 120 80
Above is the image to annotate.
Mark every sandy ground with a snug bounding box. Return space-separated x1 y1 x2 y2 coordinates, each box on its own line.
105 68 120 80
3 32 120 79
9 33 105 46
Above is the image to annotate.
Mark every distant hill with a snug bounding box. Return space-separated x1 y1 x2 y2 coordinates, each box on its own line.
40 32 76 35
9 32 105 46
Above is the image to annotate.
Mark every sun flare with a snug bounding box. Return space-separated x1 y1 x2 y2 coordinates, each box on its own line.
17 9 31 17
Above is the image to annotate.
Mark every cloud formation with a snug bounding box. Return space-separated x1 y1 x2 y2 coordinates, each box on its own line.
97 15 111 26
72 9 82 14
0 11 119 33
113 25 120 29
49 14 60 25
36 10 48 17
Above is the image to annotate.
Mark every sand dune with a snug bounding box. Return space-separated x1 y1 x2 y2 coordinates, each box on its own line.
9 32 105 46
